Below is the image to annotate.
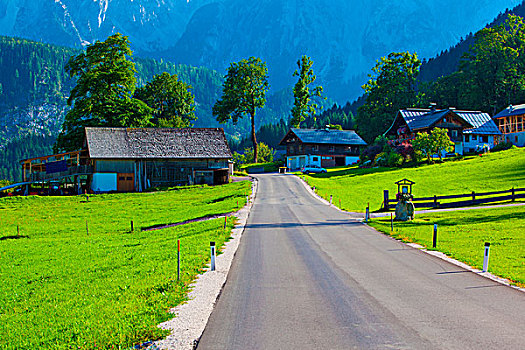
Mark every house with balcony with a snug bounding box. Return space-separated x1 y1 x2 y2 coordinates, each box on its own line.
18 127 232 194
385 107 499 155
493 104 525 146
279 128 367 171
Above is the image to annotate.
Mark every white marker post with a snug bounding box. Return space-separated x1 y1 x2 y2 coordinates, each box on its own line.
330 195 333 206
365 206 369 223
210 242 216 271
483 242 490 272
433 224 438 248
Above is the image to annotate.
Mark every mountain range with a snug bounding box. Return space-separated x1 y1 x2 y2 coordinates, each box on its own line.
0 0 521 102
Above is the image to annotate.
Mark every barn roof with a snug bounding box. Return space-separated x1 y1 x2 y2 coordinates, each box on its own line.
85 127 232 159
279 128 367 146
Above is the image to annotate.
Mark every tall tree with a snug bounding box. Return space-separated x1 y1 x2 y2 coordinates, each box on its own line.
356 52 421 143
460 14 525 114
213 57 269 163
55 33 153 152
134 72 196 127
290 55 323 128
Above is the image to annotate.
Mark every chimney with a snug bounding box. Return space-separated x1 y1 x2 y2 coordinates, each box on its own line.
429 102 437 113
509 104 513 112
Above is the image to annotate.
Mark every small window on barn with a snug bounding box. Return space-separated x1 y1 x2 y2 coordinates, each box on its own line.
329 146 335 152
472 135 477 141
126 177 132 181
313 157 319 162
451 130 458 137
482 136 488 143
464 135 469 142
312 145 319 151
119 176 125 181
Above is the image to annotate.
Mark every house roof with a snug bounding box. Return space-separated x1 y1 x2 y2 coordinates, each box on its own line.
279 128 367 146
493 104 525 119
85 127 232 159
455 111 501 135
396 108 501 134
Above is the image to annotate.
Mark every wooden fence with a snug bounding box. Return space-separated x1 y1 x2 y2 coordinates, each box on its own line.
383 187 525 210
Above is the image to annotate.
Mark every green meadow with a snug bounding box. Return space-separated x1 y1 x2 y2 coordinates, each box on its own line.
301 148 525 212
369 206 525 287
0 181 251 349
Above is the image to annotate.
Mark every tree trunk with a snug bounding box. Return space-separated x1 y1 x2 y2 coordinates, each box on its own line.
251 112 258 163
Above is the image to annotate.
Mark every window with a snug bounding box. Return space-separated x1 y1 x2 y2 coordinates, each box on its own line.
313 157 319 162
471 135 477 141
312 145 319 151
451 130 458 137
482 135 488 143
329 145 335 152
464 135 470 142
298 145 303 153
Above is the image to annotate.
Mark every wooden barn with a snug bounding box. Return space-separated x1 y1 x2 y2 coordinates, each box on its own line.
19 127 232 194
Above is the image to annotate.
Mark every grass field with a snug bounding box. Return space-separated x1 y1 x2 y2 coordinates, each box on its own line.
301 148 525 212
368 206 525 287
0 181 251 349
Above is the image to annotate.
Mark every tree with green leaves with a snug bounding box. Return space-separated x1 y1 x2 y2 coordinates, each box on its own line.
290 55 323 128
430 128 452 161
213 57 269 163
134 72 196 127
460 14 525 114
412 132 433 164
55 33 153 152
357 52 421 143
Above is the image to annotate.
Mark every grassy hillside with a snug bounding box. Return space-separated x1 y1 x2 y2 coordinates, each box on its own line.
369 206 525 287
0 181 250 349
302 148 525 212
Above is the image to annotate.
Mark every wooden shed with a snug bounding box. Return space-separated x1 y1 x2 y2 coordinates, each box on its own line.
20 127 232 194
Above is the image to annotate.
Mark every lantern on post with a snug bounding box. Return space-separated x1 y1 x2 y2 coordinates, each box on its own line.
394 178 415 221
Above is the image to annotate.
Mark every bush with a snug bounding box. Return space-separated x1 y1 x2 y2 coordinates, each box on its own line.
492 141 513 152
386 151 403 167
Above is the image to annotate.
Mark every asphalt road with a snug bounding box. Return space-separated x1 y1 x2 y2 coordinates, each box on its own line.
197 174 525 349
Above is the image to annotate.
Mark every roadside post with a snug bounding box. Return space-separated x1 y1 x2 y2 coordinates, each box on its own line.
365 206 370 223
339 199 341 208
483 242 490 272
177 239 180 281
390 213 393 232
433 224 438 248
131 220 134 232
330 195 333 206
210 242 216 271
17 225 20 237
224 216 227 229
86 220 89 235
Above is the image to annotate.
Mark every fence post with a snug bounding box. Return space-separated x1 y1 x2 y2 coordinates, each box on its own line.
512 187 515 202
434 195 438 208
390 213 393 232
177 239 180 281
17 225 20 236
472 191 476 203
130 220 134 232
384 190 390 211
